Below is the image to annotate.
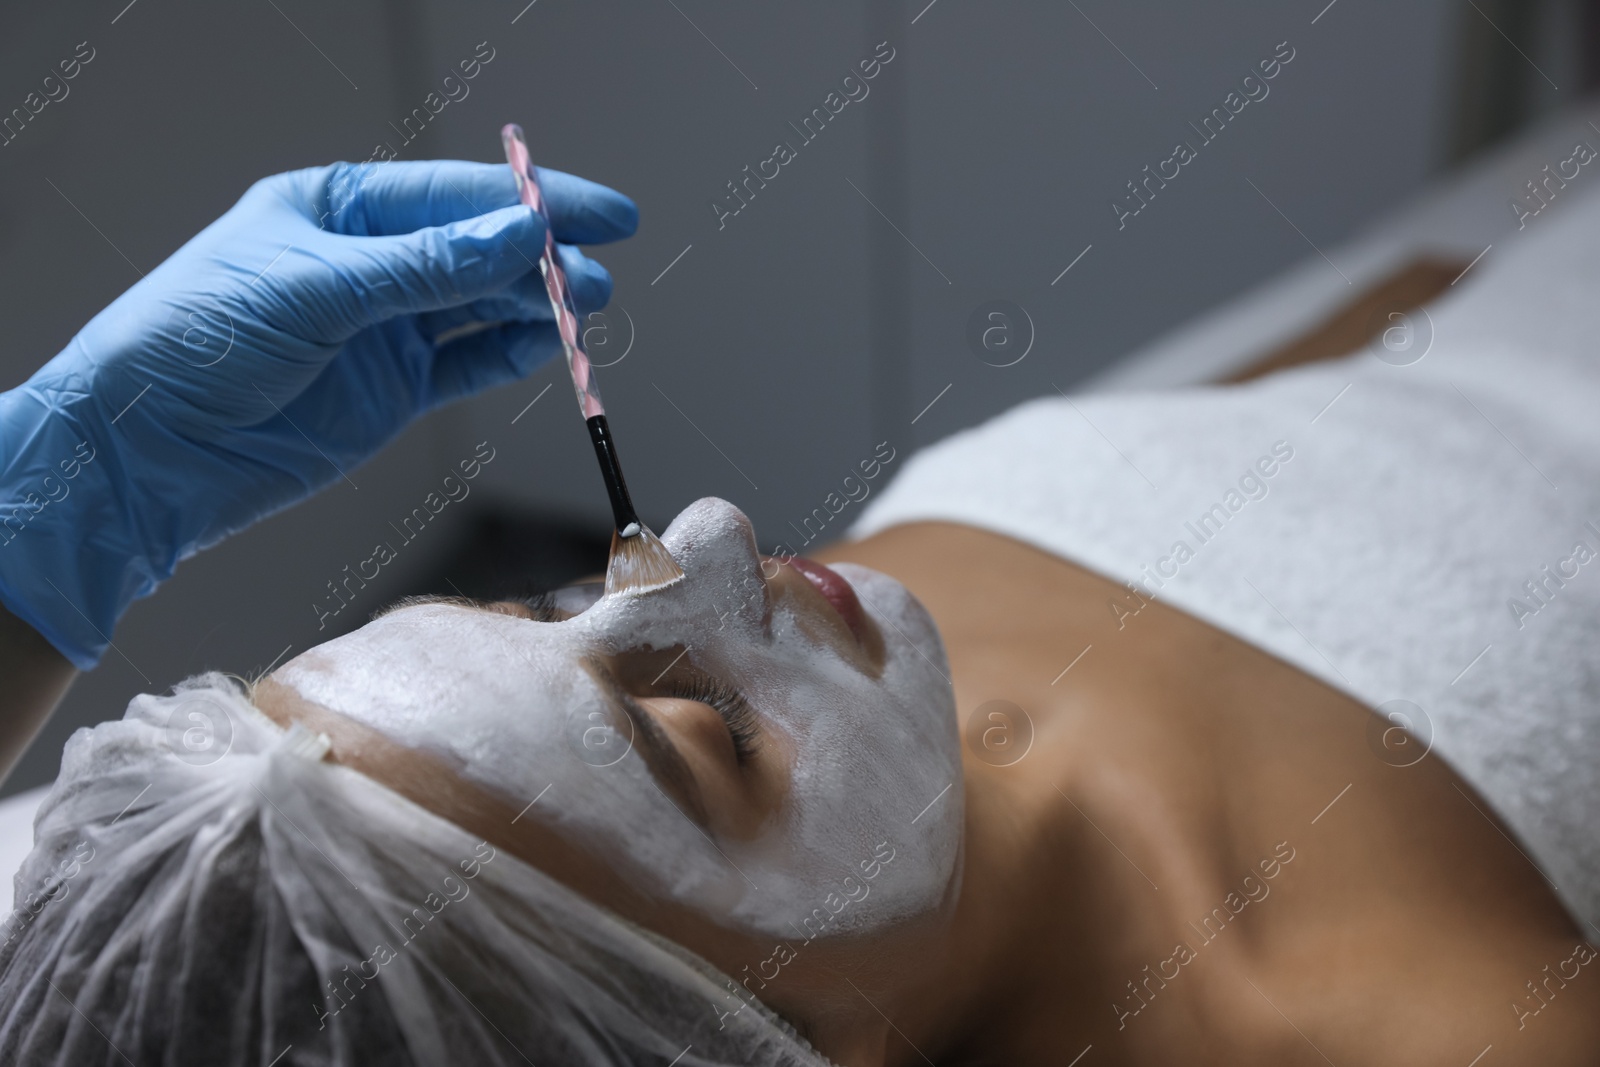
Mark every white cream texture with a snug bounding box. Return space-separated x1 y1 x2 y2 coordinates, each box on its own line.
275 498 963 937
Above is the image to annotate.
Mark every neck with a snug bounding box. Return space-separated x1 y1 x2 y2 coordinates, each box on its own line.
896 761 1141 1063
825 524 1209 1062
818 522 1299 1063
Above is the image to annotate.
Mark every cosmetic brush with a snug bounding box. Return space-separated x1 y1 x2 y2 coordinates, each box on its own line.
501 123 684 596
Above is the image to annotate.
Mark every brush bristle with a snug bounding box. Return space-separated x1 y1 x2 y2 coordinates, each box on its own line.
605 525 685 595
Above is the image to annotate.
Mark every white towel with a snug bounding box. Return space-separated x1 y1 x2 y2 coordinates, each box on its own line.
855 185 1600 937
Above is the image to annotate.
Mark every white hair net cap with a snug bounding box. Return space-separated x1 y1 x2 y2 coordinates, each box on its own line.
0 674 835 1066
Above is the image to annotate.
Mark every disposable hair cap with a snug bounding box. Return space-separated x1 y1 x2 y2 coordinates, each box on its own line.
0 673 832 1066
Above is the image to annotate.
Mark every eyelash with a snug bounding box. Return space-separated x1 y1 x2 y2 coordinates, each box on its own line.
667 675 762 764
509 592 562 623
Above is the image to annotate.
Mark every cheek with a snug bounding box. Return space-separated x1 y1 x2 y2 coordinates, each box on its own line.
755 674 897 818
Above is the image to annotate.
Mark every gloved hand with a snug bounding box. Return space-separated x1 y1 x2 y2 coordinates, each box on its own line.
0 159 637 669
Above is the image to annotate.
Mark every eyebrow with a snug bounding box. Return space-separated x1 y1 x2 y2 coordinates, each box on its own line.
372 593 493 620
582 659 710 826
373 592 560 623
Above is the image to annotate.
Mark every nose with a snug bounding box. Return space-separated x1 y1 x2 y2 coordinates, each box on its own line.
660 498 759 567
657 497 770 628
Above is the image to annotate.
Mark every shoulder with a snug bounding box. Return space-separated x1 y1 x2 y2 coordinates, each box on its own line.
1170 933 1600 1066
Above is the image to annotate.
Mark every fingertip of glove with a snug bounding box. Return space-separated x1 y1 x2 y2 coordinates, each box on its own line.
579 261 614 311
604 193 640 238
555 245 612 310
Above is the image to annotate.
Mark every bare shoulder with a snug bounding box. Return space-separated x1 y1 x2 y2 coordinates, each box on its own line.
1200 761 1600 1066
1376 933 1600 1064
1148 928 1600 1066
1144 665 1600 1065
1477 936 1600 1064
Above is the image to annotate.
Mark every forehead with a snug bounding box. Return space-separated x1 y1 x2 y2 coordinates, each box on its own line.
280 601 590 715
357 599 554 649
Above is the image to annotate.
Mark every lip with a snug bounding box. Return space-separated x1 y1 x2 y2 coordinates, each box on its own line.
781 556 868 645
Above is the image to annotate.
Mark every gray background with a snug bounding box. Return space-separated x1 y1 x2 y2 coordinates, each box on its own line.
0 0 1585 793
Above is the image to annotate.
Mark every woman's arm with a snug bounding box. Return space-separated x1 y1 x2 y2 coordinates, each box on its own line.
0 603 74 778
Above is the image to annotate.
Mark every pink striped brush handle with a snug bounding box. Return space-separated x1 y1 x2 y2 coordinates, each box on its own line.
501 122 605 420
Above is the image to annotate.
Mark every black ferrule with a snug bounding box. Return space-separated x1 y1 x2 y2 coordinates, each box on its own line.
586 414 641 532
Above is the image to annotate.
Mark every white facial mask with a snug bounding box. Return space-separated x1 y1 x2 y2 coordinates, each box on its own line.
275 498 963 937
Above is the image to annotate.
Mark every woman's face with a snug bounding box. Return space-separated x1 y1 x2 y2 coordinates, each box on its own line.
273 497 963 938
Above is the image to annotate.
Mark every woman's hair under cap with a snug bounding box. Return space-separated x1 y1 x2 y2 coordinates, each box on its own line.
0 673 833 1066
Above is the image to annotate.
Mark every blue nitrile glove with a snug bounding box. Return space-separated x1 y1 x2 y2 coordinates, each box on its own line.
0 159 638 669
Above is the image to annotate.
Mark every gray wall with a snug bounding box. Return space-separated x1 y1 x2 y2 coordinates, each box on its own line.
0 0 1543 792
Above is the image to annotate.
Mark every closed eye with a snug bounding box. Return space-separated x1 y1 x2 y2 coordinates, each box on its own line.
503 582 605 621
503 591 564 622
662 674 762 764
